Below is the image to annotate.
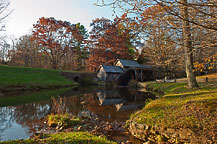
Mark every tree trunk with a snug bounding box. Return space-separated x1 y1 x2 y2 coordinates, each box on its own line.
51 59 58 69
181 0 198 88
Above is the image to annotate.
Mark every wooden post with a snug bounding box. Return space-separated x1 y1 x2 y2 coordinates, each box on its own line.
205 77 208 82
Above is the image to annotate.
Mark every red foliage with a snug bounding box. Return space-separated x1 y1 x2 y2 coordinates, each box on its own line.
31 17 83 69
88 17 137 72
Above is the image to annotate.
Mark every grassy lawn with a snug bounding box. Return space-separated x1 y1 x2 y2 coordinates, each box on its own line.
146 73 217 94
131 88 217 129
130 74 217 142
0 132 116 144
177 73 217 83
0 65 77 88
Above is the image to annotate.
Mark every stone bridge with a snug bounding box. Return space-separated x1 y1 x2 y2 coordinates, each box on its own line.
60 71 96 83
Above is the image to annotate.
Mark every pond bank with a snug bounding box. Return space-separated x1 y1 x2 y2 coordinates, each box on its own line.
37 114 128 143
0 132 116 144
128 81 217 143
0 65 80 95
0 86 154 143
0 84 76 96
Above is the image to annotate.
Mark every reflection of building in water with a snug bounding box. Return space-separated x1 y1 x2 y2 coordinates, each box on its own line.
84 92 133 122
95 89 156 112
98 97 123 106
96 91 123 106
115 103 143 111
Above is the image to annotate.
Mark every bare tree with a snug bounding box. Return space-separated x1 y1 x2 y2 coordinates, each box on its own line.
0 0 12 31
0 35 10 63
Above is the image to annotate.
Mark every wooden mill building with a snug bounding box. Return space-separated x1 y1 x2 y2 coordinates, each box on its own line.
97 65 124 81
97 59 155 84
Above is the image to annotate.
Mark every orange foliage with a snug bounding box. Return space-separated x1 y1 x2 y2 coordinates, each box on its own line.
194 53 217 72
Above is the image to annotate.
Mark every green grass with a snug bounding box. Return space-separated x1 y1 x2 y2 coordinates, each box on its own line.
132 89 217 127
0 132 116 144
0 65 77 88
0 88 71 107
146 73 217 94
131 81 217 138
47 114 81 128
146 83 190 94
146 81 217 95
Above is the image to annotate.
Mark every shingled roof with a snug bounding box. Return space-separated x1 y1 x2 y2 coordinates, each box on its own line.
116 59 143 68
141 64 153 69
100 65 124 73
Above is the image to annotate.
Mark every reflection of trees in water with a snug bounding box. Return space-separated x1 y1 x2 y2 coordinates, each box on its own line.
13 100 51 125
0 88 93 141
0 100 52 137
0 94 84 139
0 87 156 141
50 96 84 115
0 107 15 140
0 94 87 139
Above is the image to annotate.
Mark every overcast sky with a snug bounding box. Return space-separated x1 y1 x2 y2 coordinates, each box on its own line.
5 0 117 38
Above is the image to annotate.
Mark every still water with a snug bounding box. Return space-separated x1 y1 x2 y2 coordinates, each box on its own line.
0 87 155 142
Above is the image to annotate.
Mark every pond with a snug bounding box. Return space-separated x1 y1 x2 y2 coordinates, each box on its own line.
0 86 155 142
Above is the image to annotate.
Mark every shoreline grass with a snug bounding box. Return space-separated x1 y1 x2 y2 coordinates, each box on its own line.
130 74 217 142
0 132 116 144
131 88 217 128
145 73 217 94
0 87 72 107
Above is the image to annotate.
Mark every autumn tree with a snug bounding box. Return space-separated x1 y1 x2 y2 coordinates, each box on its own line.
60 23 89 71
32 17 85 69
129 5 183 72
88 17 138 71
7 35 47 67
194 53 217 74
7 21 88 70
11 35 36 67
96 0 217 88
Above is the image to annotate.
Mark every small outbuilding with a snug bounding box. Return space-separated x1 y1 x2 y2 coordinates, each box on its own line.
97 65 124 81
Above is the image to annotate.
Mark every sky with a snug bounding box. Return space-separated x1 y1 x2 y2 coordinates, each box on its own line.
4 0 119 38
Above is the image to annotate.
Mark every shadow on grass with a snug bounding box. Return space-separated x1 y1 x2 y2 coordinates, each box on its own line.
143 91 217 112
164 91 217 99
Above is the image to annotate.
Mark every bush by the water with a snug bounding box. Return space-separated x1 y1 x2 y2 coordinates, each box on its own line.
47 114 81 129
